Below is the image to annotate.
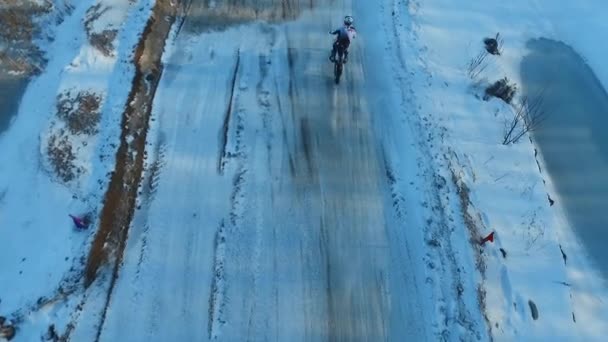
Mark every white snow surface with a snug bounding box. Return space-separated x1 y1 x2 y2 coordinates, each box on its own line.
0 0 153 340
406 0 608 340
2 0 608 341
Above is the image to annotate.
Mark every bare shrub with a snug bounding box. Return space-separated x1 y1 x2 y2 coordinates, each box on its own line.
484 77 517 104
56 91 102 135
502 92 546 145
484 33 504 56
467 50 490 80
0 324 16 341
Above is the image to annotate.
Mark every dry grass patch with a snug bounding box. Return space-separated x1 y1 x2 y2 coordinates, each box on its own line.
0 1 52 74
46 90 103 183
56 90 102 135
47 131 83 183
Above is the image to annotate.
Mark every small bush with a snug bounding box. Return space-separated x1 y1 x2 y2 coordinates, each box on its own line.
0 324 16 340
484 33 504 56
484 77 517 104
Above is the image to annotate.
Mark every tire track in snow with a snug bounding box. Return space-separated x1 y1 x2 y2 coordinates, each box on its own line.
210 54 252 336
208 220 227 339
208 163 249 339
218 50 241 174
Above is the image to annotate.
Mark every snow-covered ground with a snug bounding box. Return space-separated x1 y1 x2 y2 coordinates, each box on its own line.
0 0 154 340
2 0 608 341
404 0 608 339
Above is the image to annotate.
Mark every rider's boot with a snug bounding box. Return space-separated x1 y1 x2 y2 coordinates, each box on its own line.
329 45 337 62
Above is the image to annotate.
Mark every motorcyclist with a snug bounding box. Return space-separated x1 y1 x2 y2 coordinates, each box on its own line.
329 15 356 63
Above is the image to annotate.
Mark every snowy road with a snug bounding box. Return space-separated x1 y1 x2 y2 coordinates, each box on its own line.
98 0 437 340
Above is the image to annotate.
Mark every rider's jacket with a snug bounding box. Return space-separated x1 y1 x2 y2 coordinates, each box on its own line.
332 26 357 45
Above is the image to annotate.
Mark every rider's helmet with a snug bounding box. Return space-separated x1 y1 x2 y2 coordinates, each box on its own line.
344 15 354 27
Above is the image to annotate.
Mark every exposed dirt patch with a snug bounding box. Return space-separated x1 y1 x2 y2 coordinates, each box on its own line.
56 90 102 135
84 0 182 287
449 161 494 338
89 29 118 57
82 0 186 339
84 3 118 57
450 167 486 272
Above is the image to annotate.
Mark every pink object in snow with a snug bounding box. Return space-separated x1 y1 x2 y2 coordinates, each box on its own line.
69 214 88 229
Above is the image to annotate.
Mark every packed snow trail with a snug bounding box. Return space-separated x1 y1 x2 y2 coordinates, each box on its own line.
95 0 476 340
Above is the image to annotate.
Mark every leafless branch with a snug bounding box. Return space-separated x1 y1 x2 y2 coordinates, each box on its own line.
503 90 547 144
467 49 490 80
